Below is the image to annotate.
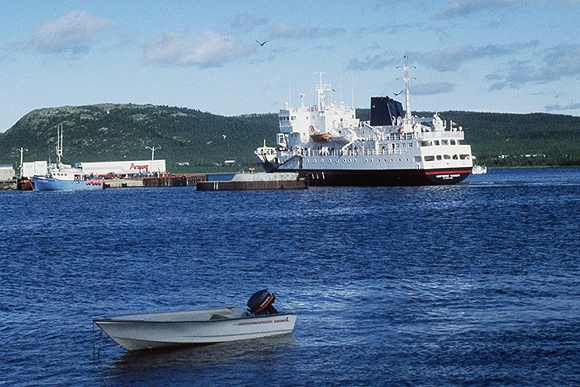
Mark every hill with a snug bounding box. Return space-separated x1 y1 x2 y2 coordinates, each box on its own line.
0 104 278 171
357 109 580 166
0 104 578 170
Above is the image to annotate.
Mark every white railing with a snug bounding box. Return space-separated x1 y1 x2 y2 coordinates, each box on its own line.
284 147 406 157
417 131 464 140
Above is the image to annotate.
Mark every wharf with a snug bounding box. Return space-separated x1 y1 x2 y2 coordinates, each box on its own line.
196 172 306 191
0 181 16 190
104 173 206 189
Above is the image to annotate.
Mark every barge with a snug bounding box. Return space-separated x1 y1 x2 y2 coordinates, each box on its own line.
196 172 306 191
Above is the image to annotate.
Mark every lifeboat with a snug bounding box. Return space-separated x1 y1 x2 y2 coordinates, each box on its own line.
309 125 332 142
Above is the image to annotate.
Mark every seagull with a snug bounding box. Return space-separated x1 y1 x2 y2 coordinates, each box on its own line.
394 90 403 96
256 40 269 47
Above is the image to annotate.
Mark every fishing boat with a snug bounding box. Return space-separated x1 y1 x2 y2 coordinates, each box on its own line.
33 168 103 191
32 124 103 192
94 290 297 351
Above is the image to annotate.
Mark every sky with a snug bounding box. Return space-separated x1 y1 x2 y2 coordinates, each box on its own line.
1 0 579 131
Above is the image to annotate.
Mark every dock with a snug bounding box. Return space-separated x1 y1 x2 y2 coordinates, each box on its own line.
196 172 306 191
104 173 206 189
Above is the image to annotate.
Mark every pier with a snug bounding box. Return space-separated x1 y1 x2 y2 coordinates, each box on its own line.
196 172 306 191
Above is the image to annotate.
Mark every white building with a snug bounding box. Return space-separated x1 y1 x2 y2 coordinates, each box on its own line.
80 160 166 176
21 161 48 178
0 164 15 182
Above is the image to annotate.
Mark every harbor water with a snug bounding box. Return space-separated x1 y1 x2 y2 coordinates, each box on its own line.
1 168 579 385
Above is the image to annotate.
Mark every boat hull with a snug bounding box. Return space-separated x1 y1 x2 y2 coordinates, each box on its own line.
33 176 103 192
95 314 297 351
267 167 471 186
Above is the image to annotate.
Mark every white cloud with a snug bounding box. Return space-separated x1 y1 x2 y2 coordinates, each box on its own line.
545 102 580 111
347 53 398 71
413 82 456 95
269 24 345 40
347 41 537 72
488 44 580 89
31 11 109 54
412 41 538 72
143 32 255 68
437 0 518 18
230 13 269 33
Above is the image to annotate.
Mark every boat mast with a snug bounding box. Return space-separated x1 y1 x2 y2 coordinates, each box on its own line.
18 146 28 178
403 55 412 121
55 123 63 167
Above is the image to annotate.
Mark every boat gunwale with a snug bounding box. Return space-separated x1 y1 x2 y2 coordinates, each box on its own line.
93 311 296 324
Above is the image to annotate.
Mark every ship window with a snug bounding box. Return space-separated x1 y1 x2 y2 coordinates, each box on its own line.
424 156 435 161
453 155 458 160
460 154 470 160
442 140 449 145
444 155 451 160
436 155 442 160
420 141 432 147
450 140 456 145
434 140 440 145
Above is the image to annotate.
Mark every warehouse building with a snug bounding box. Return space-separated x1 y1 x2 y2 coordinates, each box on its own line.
0 164 15 182
80 160 166 176
21 161 48 178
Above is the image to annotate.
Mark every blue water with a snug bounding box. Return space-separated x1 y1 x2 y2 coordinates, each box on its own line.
1 167 579 386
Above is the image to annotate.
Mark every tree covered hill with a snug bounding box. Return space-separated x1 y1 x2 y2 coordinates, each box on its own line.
0 104 278 170
357 109 580 166
0 103 578 170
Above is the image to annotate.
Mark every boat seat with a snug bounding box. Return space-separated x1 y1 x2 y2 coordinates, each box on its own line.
209 313 228 320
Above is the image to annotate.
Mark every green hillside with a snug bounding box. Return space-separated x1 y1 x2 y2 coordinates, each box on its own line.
357 109 580 166
0 103 578 171
0 104 278 171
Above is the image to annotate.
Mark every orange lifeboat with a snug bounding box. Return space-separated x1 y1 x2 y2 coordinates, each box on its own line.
309 125 332 142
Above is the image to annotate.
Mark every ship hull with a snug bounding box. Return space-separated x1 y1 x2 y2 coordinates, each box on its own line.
269 168 471 186
33 176 103 192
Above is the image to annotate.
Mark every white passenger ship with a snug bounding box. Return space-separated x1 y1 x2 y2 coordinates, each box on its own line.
255 58 473 186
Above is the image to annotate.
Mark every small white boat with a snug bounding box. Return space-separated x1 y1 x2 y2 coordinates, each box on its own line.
472 165 488 175
94 290 296 351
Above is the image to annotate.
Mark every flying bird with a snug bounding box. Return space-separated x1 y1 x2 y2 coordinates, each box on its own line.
256 40 269 47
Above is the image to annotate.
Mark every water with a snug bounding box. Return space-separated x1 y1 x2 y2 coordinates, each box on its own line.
1 167 579 386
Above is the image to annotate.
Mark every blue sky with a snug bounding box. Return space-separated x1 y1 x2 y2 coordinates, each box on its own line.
1 0 579 131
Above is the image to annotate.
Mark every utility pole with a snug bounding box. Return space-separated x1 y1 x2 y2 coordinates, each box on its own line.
18 147 28 178
145 145 160 160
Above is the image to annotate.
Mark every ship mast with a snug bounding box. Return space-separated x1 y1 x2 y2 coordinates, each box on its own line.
402 55 412 121
316 72 325 111
55 123 63 167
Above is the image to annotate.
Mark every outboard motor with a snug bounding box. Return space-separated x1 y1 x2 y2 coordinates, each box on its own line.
247 289 278 315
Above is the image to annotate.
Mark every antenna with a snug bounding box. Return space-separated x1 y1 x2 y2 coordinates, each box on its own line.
315 72 325 111
145 145 160 160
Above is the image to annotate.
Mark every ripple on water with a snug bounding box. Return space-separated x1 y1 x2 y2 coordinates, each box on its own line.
0 168 579 385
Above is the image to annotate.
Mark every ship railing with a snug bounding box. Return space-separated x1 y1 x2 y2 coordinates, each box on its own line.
288 147 404 157
416 131 464 140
